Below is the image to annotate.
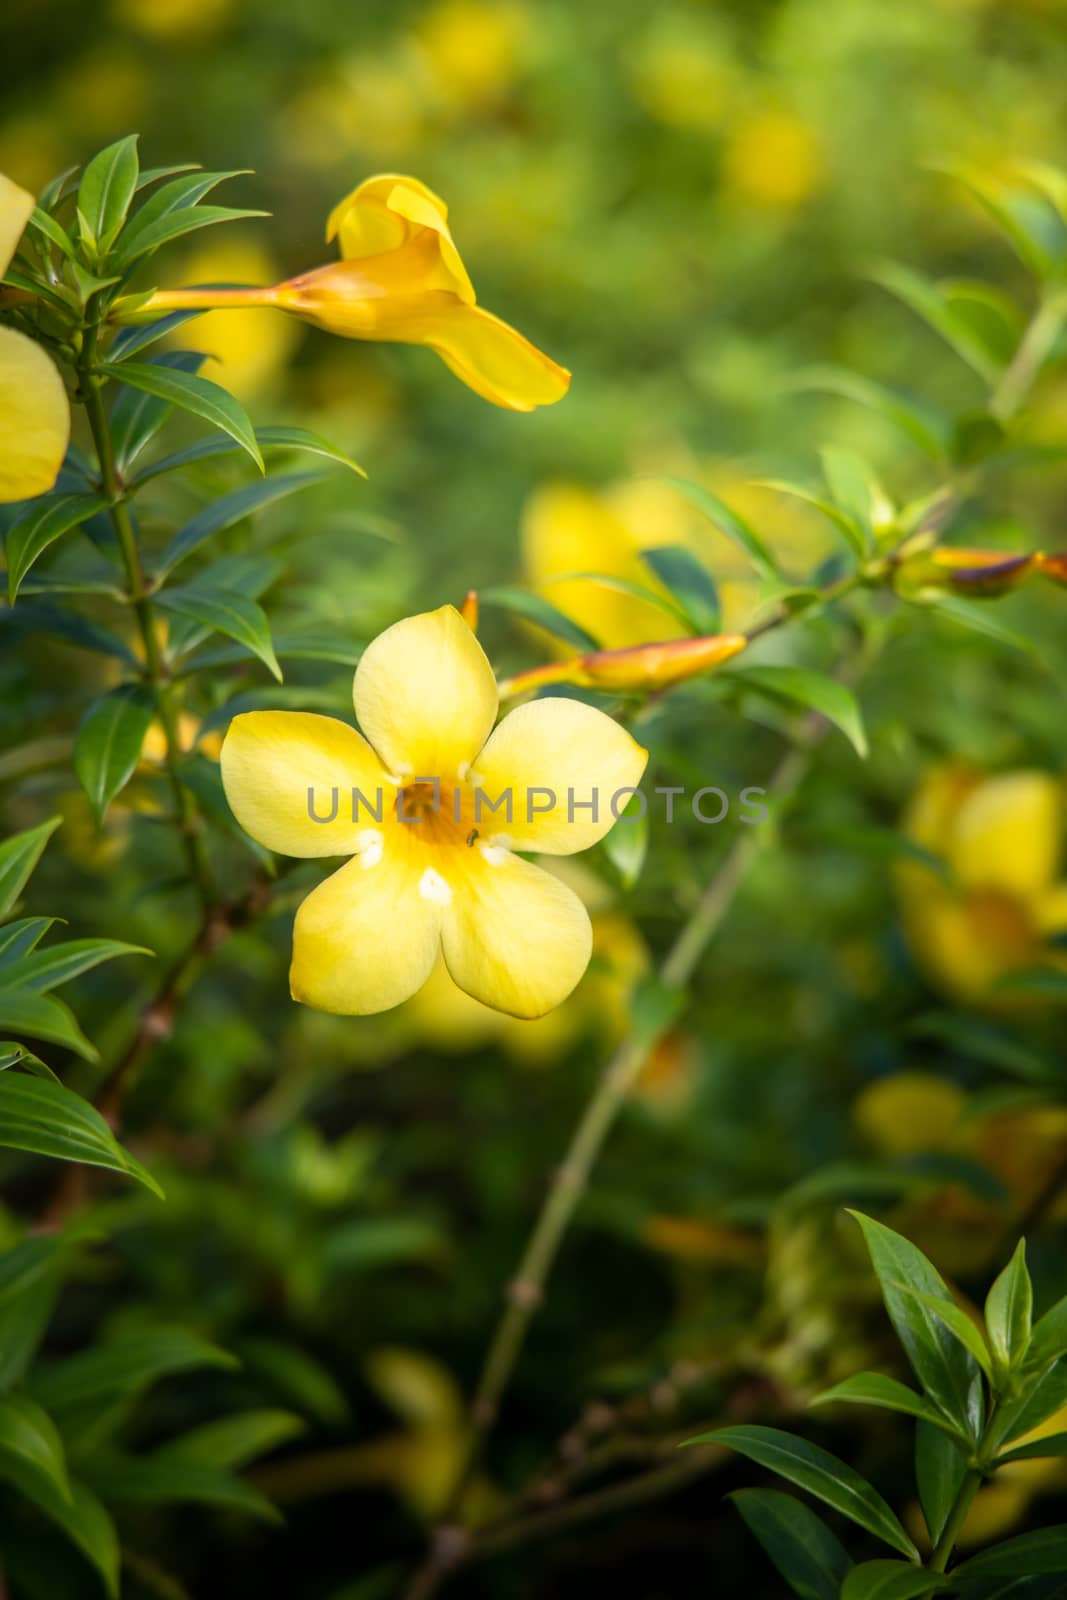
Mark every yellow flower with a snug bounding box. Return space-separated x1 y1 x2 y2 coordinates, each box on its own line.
898 766 1067 1002
221 605 647 1019
0 172 70 503
175 237 300 402
144 175 570 412
110 0 233 38
722 109 824 212
414 0 528 117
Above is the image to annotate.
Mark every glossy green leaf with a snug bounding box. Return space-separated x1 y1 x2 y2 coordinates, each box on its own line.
661 476 779 579
132 422 367 484
156 579 281 679
1026 1293 1067 1373
11 1474 120 1598
33 1327 234 1416
28 207 76 259
0 990 96 1060
730 1488 852 1600
0 1075 161 1192
109 348 207 470
995 1431 1067 1466
937 162 1067 279
479 586 600 652
0 818 60 919
100 360 264 471
601 789 648 888
841 1561 946 1600
5 495 103 603
953 1527 1067 1579
888 1280 994 1382
235 1337 349 1426
84 1453 280 1522
157 1408 304 1470
872 263 1003 385
0 1238 61 1391
0 1392 71 1510
117 204 268 263
639 545 720 633
728 665 868 758
915 1419 968 1545
158 471 326 576
76 135 139 252
691 1424 919 1559
810 1373 966 1440
758 477 868 560
985 1240 1033 1375
995 1362 1067 1446
820 446 876 550
849 1212 982 1434
0 937 150 994
74 684 154 822
789 366 951 459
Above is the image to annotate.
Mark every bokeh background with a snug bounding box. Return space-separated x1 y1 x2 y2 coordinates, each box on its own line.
3 0 1067 1595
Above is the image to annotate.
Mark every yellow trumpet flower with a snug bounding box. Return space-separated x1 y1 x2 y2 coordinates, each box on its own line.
142 175 570 412
0 172 70 503
897 765 1067 1002
221 605 646 1019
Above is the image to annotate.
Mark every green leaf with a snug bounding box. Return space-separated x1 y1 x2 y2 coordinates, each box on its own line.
728 665 868 758
158 472 326 576
28 207 76 259
478 586 600 652
849 1213 982 1436
820 446 876 551
690 1424 919 1559
0 1392 71 1511
1027 1293 1067 1373
5 494 103 603
32 1328 234 1417
109 307 206 361
234 1336 349 1426
76 135 139 253
985 1240 1033 1376
661 476 779 580
936 162 1067 279
730 1488 852 1600
789 366 951 459
841 1561 947 1600
872 263 1004 385
100 361 264 472
887 1280 994 1382
12 1475 120 1598
74 684 155 823
0 818 61 919
132 422 367 484
0 990 96 1060
953 1527 1067 1579
758 477 868 560
601 789 648 888
995 1362 1067 1445
638 545 720 633
157 1408 304 1470
109 348 207 470
116 203 267 265
915 1419 968 1545
995 1431 1067 1466
0 1075 161 1193
992 968 1067 1002
919 596 1038 659
0 937 150 994
84 1453 281 1522
156 579 281 680
810 1373 967 1440
0 1238 62 1391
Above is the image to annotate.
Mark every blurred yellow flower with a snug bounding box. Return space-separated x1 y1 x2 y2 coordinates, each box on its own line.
898 766 1067 1002
0 172 70 503
722 108 825 211
176 238 300 402
141 713 222 767
144 175 570 411
221 605 646 1018
111 0 233 38
624 17 731 132
414 0 527 116
55 48 148 136
853 1072 965 1156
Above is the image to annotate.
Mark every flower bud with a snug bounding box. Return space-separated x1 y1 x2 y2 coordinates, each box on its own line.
1038 553 1067 587
896 547 1037 600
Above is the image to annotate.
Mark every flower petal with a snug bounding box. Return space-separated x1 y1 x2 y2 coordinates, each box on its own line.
327 173 474 302
0 172 34 277
291 844 442 1014
470 697 647 854
398 301 570 411
0 327 70 503
221 710 388 857
353 604 497 780
950 771 1062 898
442 848 592 1018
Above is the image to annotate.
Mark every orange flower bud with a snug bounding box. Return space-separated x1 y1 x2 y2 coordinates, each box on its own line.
896 547 1037 599
459 589 479 630
1038 553 1067 587
499 633 747 700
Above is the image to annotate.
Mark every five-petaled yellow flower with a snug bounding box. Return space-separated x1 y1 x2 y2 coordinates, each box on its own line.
221 606 647 1018
0 171 70 502
144 175 570 413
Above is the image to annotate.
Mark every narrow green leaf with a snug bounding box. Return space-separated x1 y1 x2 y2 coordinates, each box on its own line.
0 990 95 1060
936 161 1066 279
110 348 207 470
758 477 868 560
0 1238 61 1391
0 1075 161 1193
133 162 201 193
810 1373 967 1440
996 1362 1067 1446
115 203 268 265
159 472 326 576
157 1409 304 1470
789 366 951 459
915 1419 968 1545
888 1280 994 1381
849 1212 982 1436
872 263 1003 385
32 1328 234 1415
5 495 102 604
953 1527 1067 1579
730 1488 852 1600
549 570 693 632
995 1431 1067 1466
661 476 779 579
985 1240 1033 1375
84 1453 281 1522
156 580 280 679
479 586 601 652
639 545 720 633
28 207 76 259
841 1561 946 1600
108 308 206 361
690 1424 919 1559
0 818 61 919
100 361 264 472
919 596 1038 659
10 1474 120 1597
76 135 139 252
1027 1293 1067 1373
728 665 868 758
74 684 154 823
820 446 876 551
0 1392 71 1510
0 937 150 995
601 790 648 888
235 1337 349 1426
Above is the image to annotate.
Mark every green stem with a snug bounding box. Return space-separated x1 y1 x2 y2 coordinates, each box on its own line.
990 292 1067 422
76 327 215 905
929 1470 981 1573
